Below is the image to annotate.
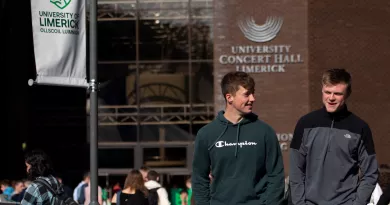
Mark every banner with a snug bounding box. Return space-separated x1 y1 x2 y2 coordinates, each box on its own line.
30 0 87 87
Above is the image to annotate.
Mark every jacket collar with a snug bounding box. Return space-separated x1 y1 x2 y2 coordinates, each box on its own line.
321 104 351 120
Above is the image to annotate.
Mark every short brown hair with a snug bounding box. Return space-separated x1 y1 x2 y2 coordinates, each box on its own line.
221 71 255 101
322 68 352 96
147 170 159 181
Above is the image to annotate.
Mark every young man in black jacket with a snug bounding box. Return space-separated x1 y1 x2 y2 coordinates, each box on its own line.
289 68 379 205
192 71 285 205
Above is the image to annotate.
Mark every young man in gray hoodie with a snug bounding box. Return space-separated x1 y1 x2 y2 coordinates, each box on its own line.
289 68 379 205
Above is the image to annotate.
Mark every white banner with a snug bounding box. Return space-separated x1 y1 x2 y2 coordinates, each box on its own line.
30 0 88 87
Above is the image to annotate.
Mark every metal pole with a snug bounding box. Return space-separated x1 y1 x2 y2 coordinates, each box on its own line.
188 0 193 138
89 0 98 203
134 0 142 169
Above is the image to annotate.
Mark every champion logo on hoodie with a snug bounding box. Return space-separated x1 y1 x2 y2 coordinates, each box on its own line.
215 140 257 148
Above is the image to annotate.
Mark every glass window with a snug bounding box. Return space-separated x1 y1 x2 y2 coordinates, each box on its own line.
98 63 137 142
190 62 214 136
98 148 134 168
97 3 136 61
139 0 189 60
143 147 187 168
191 1 213 60
95 0 215 170
138 63 191 141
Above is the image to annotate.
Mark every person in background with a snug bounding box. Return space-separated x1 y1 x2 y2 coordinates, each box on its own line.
10 180 25 202
56 176 73 198
185 177 192 205
377 183 390 205
368 183 383 205
21 150 63 204
79 179 103 205
179 190 187 205
113 182 122 193
111 170 149 205
145 170 170 205
140 166 150 182
73 171 90 202
0 180 14 200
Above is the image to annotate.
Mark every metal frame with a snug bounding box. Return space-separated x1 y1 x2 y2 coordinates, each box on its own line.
98 141 194 176
95 0 213 21
99 103 213 125
87 0 214 175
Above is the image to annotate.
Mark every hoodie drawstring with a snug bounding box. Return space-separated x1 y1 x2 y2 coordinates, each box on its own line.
208 124 228 151
235 124 241 157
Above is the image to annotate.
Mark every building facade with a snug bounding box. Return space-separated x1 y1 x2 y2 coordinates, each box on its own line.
95 0 390 185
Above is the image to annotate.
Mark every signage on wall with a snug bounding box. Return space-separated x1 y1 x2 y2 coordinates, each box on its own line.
277 133 293 151
238 16 283 43
218 16 304 73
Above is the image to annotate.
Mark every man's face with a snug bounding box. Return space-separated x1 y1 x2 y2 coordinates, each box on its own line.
14 182 24 192
1 185 6 192
85 176 90 183
186 181 191 189
140 170 148 182
226 86 255 115
25 162 31 174
322 83 348 113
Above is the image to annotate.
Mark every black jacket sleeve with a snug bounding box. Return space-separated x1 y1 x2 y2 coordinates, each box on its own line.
353 124 379 205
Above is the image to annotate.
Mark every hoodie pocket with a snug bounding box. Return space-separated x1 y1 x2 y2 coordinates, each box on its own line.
211 178 256 203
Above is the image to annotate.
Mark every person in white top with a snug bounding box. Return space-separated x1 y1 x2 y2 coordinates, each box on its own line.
368 183 383 205
73 172 90 202
144 170 170 205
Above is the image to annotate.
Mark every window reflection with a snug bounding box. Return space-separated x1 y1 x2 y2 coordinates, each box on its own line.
139 19 189 60
143 148 187 168
99 148 134 168
95 0 214 170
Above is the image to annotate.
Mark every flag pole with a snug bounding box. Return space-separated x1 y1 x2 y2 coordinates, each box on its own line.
88 0 99 203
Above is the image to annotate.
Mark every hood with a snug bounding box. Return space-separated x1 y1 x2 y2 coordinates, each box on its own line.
145 180 161 189
208 111 258 157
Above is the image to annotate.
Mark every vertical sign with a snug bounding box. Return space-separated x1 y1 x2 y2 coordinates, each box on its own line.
30 0 87 87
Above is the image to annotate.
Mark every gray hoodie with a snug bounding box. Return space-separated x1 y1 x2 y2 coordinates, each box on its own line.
289 106 378 205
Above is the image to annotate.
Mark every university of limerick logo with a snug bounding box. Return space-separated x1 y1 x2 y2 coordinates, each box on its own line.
238 16 283 43
50 0 71 9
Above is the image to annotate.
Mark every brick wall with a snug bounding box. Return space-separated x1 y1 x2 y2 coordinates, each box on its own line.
308 0 390 171
213 0 390 183
213 0 309 174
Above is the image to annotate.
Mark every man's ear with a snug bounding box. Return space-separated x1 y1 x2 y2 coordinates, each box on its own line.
226 93 233 104
157 176 159 181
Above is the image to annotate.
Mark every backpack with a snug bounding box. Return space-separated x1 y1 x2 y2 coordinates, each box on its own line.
35 178 78 205
148 187 160 205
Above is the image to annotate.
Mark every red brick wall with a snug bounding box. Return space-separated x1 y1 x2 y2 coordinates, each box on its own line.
213 0 309 174
308 0 390 169
213 0 390 178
